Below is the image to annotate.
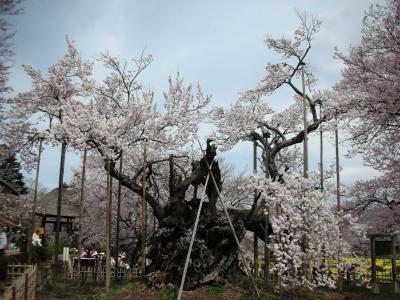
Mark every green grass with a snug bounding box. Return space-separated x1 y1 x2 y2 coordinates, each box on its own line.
205 285 226 296
238 291 279 300
340 284 400 300
37 279 140 300
156 285 178 300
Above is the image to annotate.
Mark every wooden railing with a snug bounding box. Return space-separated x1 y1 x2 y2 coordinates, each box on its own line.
1 264 37 300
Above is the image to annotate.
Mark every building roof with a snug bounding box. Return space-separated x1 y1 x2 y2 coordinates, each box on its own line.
36 186 80 218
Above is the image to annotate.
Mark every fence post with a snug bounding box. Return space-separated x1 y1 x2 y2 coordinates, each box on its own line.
24 270 29 300
33 264 37 300
371 236 379 294
392 238 399 294
11 285 16 300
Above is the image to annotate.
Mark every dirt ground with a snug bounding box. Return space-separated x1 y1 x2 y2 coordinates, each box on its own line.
36 281 248 300
36 280 399 300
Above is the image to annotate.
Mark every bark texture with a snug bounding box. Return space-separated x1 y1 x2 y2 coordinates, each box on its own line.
106 140 270 289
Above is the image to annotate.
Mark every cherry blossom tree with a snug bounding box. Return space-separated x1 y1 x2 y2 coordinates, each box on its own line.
212 11 326 181
334 0 400 230
211 11 358 289
1 38 276 288
2 10 357 290
67 150 250 268
249 173 357 289
0 177 47 228
1 37 94 168
68 154 146 255
61 68 263 287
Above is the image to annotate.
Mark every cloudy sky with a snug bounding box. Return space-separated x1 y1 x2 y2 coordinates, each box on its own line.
9 0 385 190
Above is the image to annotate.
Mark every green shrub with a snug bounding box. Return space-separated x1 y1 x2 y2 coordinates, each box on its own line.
44 242 63 255
31 245 53 262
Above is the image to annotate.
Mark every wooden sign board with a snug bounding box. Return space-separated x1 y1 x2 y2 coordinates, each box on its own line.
375 240 393 257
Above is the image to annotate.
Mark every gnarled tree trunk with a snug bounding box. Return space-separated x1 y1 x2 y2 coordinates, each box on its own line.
106 140 270 289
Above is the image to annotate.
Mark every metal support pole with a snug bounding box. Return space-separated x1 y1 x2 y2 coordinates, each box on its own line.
177 164 212 300
198 141 260 298
28 138 43 263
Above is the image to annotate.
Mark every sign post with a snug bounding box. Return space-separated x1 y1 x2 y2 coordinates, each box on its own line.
369 234 398 295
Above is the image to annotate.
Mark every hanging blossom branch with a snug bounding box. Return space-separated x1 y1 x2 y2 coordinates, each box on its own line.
212 11 327 182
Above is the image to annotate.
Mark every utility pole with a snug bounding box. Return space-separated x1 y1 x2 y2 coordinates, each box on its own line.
28 138 43 262
115 152 123 280
253 140 258 278
141 141 147 277
77 148 87 280
55 142 67 277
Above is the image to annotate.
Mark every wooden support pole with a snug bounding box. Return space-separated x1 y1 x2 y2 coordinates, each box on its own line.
115 152 123 280
264 208 270 289
301 62 308 178
141 141 147 277
55 142 67 277
300 62 310 282
319 105 324 192
24 270 28 300
253 141 258 278
392 237 399 294
105 158 112 291
28 138 43 263
264 135 270 289
371 237 378 294
77 148 87 280
335 128 340 211
334 118 343 292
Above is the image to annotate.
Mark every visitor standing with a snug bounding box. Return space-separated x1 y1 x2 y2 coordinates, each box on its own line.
32 230 42 246
0 226 7 256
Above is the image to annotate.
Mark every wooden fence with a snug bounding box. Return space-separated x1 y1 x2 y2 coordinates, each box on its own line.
65 266 139 282
354 270 400 284
0 264 37 300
